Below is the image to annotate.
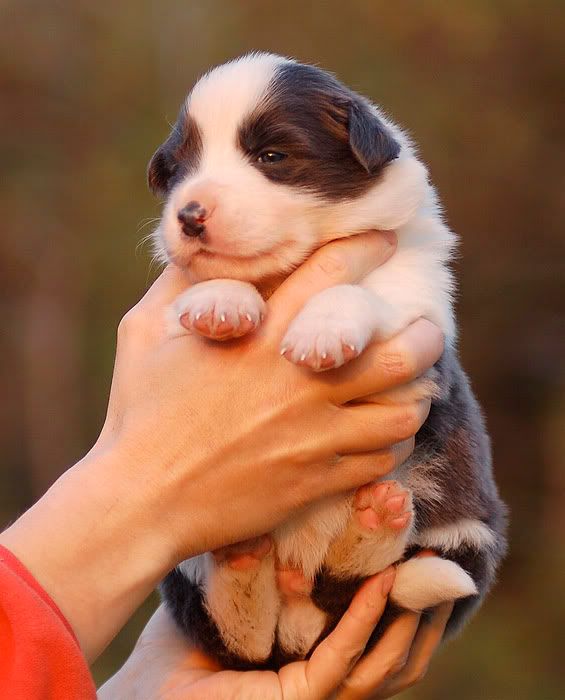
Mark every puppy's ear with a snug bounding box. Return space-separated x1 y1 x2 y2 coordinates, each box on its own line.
147 144 176 197
348 101 400 173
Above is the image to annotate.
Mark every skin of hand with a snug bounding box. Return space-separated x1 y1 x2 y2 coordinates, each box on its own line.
99 566 454 700
0 231 444 661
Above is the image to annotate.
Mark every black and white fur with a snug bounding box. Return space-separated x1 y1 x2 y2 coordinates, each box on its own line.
148 53 507 670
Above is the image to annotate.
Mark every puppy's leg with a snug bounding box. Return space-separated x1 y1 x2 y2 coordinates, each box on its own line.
162 540 280 668
275 567 328 661
206 539 280 664
324 480 414 577
169 279 265 340
305 482 413 655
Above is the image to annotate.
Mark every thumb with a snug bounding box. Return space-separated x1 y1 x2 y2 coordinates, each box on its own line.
266 230 396 337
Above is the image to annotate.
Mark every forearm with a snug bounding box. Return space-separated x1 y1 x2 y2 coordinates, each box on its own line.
0 442 177 662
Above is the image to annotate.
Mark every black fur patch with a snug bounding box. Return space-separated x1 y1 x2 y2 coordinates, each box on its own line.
238 62 400 200
147 106 202 197
412 349 508 541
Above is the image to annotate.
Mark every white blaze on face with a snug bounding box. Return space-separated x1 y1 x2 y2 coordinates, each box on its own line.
189 53 283 167
159 53 320 282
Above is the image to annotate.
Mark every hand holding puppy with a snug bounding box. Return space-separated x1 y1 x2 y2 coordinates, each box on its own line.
0 230 443 661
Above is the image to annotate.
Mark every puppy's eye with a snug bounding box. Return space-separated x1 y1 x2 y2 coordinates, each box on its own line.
257 151 287 164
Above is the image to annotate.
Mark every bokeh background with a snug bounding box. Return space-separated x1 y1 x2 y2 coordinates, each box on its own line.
1 1 563 697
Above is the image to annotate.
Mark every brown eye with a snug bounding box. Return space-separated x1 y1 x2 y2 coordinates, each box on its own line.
257 151 287 164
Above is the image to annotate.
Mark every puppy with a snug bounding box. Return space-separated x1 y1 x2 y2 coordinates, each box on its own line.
148 53 507 670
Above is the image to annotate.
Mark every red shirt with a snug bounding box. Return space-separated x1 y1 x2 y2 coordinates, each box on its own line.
0 544 96 699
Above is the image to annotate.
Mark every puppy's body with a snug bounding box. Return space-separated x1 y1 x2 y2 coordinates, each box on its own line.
149 53 507 670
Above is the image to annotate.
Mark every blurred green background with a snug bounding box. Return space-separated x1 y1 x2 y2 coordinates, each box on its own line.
1 1 564 698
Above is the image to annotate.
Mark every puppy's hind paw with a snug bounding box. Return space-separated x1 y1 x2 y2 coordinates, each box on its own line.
354 480 413 533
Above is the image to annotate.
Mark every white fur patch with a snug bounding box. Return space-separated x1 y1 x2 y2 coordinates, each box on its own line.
173 278 265 332
277 597 328 656
201 552 280 662
274 496 351 580
391 556 477 611
416 519 496 552
189 53 285 149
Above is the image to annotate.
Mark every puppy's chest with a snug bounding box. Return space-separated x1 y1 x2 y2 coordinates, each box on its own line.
272 495 353 578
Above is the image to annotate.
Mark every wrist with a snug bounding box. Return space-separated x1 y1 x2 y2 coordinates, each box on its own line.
0 441 179 661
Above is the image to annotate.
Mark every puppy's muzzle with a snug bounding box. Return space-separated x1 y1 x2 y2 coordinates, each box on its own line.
178 201 208 237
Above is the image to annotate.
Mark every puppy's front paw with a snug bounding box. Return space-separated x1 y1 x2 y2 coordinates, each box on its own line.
281 318 363 371
172 280 265 340
280 286 376 371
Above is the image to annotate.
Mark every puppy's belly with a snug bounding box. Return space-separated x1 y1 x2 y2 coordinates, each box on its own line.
273 494 352 579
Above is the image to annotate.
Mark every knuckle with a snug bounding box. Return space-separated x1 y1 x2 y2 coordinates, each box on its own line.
392 405 422 441
421 319 445 359
340 674 367 694
379 348 415 383
409 665 429 686
401 665 429 689
386 654 409 677
117 307 148 340
377 449 396 474
315 249 349 278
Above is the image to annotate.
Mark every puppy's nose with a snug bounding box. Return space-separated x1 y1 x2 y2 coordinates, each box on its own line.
177 201 208 237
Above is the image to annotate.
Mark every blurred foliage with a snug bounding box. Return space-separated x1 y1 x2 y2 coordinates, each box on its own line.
1 1 564 697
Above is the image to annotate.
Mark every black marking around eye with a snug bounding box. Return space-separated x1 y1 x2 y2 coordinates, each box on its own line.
147 105 203 197
238 62 400 201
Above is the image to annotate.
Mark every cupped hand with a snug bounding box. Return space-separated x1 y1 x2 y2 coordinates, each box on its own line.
95 231 443 563
99 567 453 700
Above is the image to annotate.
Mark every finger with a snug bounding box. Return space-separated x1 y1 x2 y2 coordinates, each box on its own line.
267 231 396 336
336 611 421 700
136 264 192 312
317 439 415 498
373 602 454 698
331 400 430 455
324 319 444 404
116 265 193 346
305 568 396 699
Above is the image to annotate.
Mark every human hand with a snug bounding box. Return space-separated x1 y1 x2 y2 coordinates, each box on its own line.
99 568 454 700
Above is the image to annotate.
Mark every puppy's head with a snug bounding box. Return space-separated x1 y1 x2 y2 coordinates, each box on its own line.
148 53 426 282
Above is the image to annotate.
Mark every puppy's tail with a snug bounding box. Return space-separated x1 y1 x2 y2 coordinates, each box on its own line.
390 556 477 611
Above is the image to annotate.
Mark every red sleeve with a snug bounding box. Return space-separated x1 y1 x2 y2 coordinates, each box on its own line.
0 544 96 700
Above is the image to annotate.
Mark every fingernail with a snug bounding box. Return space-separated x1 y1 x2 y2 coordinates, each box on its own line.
381 566 396 596
381 230 397 247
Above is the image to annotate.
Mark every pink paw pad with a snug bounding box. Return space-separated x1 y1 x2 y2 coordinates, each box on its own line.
354 480 413 533
281 341 359 371
180 309 259 341
213 536 272 571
